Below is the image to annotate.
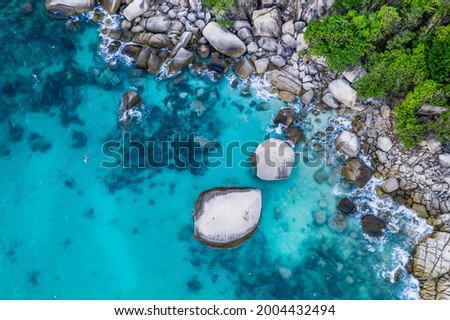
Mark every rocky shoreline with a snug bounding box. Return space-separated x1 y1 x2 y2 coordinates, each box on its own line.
45 0 450 299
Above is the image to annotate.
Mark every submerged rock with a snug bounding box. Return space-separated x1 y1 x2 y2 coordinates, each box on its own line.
285 126 303 145
193 187 262 249
342 158 373 188
46 0 95 17
119 90 142 127
334 131 361 157
202 22 246 58
328 214 347 232
361 215 386 237
252 138 295 181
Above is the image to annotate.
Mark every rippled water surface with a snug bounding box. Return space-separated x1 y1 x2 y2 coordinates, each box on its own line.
0 1 430 299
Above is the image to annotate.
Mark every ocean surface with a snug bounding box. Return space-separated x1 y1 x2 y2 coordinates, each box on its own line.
0 1 430 299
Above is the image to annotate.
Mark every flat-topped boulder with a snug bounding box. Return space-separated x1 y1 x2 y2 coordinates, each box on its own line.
252 138 295 181
267 70 302 96
45 0 95 17
361 214 386 237
202 22 246 58
193 187 262 249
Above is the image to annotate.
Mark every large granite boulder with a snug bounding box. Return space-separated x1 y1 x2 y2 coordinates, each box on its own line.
328 79 357 108
414 232 450 279
45 0 95 16
267 70 302 96
123 0 149 21
252 7 282 38
147 52 163 75
334 131 361 157
193 187 262 249
285 126 303 145
99 0 120 14
168 48 194 75
234 57 255 79
143 16 172 33
361 215 386 237
252 138 295 181
202 22 246 58
342 158 373 188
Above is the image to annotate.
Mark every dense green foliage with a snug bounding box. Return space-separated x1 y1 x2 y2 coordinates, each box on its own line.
203 0 236 14
304 0 450 148
213 17 234 28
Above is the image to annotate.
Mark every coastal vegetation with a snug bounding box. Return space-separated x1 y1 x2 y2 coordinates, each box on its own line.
305 0 450 148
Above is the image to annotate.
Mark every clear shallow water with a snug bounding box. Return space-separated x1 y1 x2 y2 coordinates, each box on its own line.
0 2 430 299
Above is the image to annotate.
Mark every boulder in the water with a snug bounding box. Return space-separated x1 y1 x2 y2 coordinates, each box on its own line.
361 214 386 237
193 187 262 249
252 138 295 181
342 158 373 188
334 131 361 157
285 126 303 145
273 108 296 126
46 0 95 17
337 198 357 215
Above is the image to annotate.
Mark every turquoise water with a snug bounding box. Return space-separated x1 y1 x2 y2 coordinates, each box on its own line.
0 2 430 299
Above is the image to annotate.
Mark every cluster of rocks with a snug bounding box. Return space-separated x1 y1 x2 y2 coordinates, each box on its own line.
342 97 450 299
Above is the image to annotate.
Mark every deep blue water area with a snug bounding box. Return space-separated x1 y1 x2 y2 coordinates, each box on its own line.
0 1 429 299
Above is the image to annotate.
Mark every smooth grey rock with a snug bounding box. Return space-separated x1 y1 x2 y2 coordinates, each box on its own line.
282 34 297 49
202 22 246 58
322 92 339 109
148 33 171 48
335 131 361 157
253 138 295 181
252 6 282 38
247 41 259 54
46 0 95 16
282 20 295 35
170 31 192 58
439 153 450 168
193 188 261 249
147 52 163 75
123 0 148 21
377 136 393 152
270 55 286 68
237 28 253 41
328 79 357 108
301 90 314 105
296 33 308 52
382 178 399 193
254 58 269 74
144 16 172 33
427 135 442 154
343 67 367 83
267 69 302 96
257 37 278 52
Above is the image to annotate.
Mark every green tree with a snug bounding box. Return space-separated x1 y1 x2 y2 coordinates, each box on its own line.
305 14 372 72
394 80 449 148
354 44 428 98
428 25 450 83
